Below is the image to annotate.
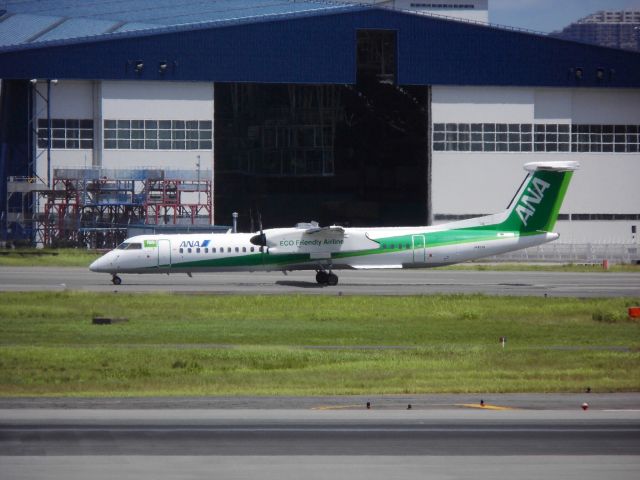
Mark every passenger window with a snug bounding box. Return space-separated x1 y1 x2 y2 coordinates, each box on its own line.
250 247 254 252
235 247 239 253
188 248 192 253
242 247 246 253
227 247 231 253
213 247 216 253
204 248 208 253
196 248 201 253
179 248 184 254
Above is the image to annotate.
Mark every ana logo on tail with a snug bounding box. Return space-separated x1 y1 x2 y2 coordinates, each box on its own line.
515 177 551 226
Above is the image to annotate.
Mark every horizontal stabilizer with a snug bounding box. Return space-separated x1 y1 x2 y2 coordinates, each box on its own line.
524 161 580 172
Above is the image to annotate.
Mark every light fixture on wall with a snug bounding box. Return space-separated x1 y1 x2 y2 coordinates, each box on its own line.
596 68 605 81
158 61 168 73
574 67 583 80
134 61 144 73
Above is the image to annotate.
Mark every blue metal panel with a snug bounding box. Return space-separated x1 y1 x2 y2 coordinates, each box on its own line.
393 10 640 87
0 11 360 84
114 22 161 34
3 0 346 24
37 17 120 42
0 9 638 87
0 0 355 46
0 13 62 46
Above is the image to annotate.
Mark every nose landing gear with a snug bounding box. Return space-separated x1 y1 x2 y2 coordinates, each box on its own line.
111 275 122 285
316 270 338 286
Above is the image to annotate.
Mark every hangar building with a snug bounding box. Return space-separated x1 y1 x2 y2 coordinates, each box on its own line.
0 1 639 250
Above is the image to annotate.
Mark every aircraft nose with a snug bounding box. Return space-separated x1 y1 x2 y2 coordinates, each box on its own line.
89 254 111 272
89 258 102 272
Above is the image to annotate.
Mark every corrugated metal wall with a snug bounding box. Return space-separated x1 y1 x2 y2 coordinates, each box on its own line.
1 9 639 87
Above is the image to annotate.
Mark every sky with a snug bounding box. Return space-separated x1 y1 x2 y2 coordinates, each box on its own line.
489 0 640 33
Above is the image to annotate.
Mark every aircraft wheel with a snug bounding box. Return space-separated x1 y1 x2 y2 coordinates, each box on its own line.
112 275 122 285
327 273 339 286
316 271 329 285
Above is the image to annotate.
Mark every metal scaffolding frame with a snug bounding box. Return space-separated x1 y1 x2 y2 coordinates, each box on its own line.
5 168 212 248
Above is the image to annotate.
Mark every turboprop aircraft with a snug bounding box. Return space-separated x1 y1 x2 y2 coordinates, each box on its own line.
90 161 578 285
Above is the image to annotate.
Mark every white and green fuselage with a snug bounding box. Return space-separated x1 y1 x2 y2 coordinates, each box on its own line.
90 161 578 284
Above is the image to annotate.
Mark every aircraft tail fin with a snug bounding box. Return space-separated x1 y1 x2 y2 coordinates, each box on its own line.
499 161 579 233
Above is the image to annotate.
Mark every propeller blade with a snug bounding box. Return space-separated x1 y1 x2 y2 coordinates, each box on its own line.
249 211 266 251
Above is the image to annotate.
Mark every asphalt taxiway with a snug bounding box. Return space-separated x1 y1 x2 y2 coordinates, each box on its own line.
1 266 639 296
2 408 639 456
1 399 639 480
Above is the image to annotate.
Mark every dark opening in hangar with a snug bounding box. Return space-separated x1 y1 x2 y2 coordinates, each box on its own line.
214 80 429 231
356 29 397 85
214 30 429 231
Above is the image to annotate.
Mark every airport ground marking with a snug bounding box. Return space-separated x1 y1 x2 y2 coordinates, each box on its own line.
456 403 516 411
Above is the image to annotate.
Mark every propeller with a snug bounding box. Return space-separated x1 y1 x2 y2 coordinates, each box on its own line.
258 212 264 253
249 211 267 252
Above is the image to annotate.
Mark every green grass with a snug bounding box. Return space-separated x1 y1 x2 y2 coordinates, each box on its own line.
0 249 100 267
0 293 638 396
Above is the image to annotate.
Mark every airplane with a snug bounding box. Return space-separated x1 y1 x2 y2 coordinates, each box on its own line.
90 161 578 286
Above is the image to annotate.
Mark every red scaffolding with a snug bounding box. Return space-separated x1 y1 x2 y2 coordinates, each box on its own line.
144 178 212 226
33 169 212 248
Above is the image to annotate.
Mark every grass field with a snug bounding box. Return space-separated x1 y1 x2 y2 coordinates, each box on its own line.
0 292 638 396
0 249 100 267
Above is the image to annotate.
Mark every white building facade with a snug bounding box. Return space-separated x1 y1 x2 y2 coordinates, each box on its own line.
33 80 214 177
432 86 640 244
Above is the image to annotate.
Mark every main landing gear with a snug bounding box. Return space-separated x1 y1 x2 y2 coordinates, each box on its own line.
316 270 338 286
111 275 122 285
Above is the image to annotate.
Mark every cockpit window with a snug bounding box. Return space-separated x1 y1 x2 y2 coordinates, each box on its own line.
117 242 142 250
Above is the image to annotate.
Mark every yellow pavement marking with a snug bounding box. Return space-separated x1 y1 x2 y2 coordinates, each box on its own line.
456 403 516 411
312 403 517 411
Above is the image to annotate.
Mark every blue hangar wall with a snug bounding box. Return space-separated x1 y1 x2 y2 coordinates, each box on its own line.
1 8 640 86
